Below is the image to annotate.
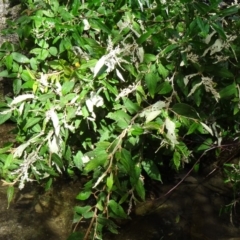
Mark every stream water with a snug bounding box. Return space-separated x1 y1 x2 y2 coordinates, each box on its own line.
0 124 240 240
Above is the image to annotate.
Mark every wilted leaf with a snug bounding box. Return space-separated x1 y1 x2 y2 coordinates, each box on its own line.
165 118 179 146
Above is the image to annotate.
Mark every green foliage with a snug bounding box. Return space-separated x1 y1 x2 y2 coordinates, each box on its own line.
0 0 240 238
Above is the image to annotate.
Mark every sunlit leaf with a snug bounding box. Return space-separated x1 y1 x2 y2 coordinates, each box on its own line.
11 52 30 63
76 190 92 200
107 173 114 191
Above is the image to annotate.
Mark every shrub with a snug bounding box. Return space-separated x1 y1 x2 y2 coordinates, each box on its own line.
0 0 240 239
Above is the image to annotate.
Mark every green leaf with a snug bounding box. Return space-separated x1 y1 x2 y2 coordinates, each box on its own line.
158 82 172 95
220 5 238 17
83 211 94 219
89 19 111 34
84 151 108 172
172 103 200 119
123 98 140 114
62 81 75 95
214 68 234 79
145 72 158 98
7 186 14 209
173 151 181 170
196 138 213 152
158 63 169 78
11 52 30 63
130 125 144 136
144 54 157 63
135 179 145 201
0 111 12 124
137 28 155 44
161 44 178 55
67 232 84 240
23 117 41 131
107 110 131 129
76 190 92 200
119 148 132 173
186 122 201 135
74 205 92 215
142 160 162 182
219 84 237 98
71 0 80 15
108 200 128 218
196 17 205 33
52 153 63 169
5 54 13 71
107 173 114 191
45 178 53 191
0 70 10 77
49 46 58 56
211 22 227 40
30 48 49 60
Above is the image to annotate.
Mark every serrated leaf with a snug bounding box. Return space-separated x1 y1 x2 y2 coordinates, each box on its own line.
158 82 172 94
158 63 169 78
196 138 213 152
84 151 108 172
142 160 162 182
172 103 200 119
120 148 132 173
145 72 158 98
123 98 140 114
108 200 128 218
173 151 181 170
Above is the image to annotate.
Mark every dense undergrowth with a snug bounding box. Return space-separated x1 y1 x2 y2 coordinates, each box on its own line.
1 0 240 239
